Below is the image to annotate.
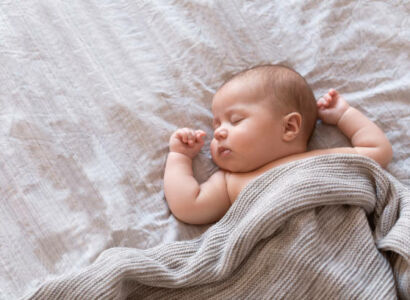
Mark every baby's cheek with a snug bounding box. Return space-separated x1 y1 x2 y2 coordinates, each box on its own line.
210 139 217 156
233 128 255 146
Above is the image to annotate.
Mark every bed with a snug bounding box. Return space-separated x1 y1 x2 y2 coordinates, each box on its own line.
0 1 409 299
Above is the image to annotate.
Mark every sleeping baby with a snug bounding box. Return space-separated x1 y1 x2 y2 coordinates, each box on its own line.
164 64 393 224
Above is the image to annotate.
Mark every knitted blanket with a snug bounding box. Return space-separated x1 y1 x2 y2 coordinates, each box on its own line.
25 154 410 299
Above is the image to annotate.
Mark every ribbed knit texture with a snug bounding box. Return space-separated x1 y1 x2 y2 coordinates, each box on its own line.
25 154 410 299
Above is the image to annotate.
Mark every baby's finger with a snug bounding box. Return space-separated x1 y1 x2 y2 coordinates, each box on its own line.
196 129 206 135
174 132 183 143
329 89 337 96
317 98 326 108
180 129 189 144
319 95 330 108
195 130 206 140
186 130 195 145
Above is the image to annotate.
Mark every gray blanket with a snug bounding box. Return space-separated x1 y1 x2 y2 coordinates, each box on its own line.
25 154 410 299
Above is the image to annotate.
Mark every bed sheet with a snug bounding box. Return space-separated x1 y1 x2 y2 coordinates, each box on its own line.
0 1 409 299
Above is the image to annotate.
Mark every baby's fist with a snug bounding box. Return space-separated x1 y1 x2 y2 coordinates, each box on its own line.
169 128 207 159
317 89 350 125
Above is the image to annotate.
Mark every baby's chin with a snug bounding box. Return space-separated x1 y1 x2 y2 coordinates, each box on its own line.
211 149 263 173
212 158 255 173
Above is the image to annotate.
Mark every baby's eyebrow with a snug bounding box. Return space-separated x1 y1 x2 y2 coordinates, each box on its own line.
225 107 246 116
213 108 245 122
212 105 247 120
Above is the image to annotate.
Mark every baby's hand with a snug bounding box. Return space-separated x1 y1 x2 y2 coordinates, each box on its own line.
317 89 350 125
169 128 207 159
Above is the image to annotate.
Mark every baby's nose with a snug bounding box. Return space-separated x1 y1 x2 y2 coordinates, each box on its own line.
214 128 228 140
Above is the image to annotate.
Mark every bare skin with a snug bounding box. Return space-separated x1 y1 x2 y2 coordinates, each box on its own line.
164 87 393 225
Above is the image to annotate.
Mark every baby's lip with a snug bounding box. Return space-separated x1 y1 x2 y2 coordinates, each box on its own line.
218 146 231 156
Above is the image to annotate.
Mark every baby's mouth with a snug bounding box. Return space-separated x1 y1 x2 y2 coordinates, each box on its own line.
218 146 231 156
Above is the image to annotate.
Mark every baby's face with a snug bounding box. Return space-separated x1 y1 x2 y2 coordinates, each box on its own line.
210 77 285 172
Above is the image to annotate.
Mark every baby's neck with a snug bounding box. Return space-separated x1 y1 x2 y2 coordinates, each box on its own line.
271 142 307 164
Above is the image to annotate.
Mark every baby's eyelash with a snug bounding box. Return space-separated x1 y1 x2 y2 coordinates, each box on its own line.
231 117 244 124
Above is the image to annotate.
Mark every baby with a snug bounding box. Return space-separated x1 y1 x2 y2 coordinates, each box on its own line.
164 64 393 225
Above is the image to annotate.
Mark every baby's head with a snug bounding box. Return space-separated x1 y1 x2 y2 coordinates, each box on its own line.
210 64 317 172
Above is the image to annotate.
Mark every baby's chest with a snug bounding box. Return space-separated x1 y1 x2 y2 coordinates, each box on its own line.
226 172 260 203
225 152 322 202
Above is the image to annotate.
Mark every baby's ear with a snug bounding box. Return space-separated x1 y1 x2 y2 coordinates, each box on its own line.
282 112 302 142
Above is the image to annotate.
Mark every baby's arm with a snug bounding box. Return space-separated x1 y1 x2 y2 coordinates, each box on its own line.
164 128 231 224
317 89 393 168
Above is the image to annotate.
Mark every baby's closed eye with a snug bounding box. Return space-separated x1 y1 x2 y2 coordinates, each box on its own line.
230 115 244 124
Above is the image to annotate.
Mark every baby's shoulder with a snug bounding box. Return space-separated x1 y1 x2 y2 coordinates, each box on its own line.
283 147 357 163
304 147 357 158
272 147 358 169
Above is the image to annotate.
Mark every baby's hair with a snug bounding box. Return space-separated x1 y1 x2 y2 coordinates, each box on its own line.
220 64 317 143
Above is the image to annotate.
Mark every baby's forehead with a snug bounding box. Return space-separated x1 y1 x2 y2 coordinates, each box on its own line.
213 75 274 106
221 74 265 96
211 91 278 121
